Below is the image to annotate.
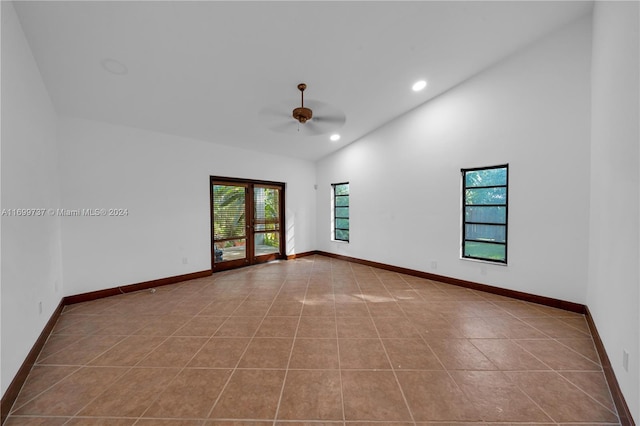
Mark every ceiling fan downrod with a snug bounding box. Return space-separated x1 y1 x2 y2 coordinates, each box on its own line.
292 83 313 124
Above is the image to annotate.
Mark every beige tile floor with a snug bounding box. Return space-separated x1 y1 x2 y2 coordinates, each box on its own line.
7 255 620 425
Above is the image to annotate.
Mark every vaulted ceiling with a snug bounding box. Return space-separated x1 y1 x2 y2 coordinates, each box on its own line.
13 1 592 161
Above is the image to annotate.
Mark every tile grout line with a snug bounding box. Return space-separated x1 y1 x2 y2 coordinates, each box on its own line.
363 268 417 426
502 369 565 423
64 281 226 423
40 302 179 421
393 271 463 398
64 277 218 424
439 286 616 424
397 271 507 422
560 371 621 419
272 263 313 425
7 257 622 425
8 363 82 415
133 281 256 423
62 345 144 420
395 274 454 380
204 274 293 423
401 273 559 423
334 262 347 425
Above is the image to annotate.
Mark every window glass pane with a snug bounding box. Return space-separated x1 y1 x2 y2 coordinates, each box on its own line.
254 232 280 255
335 184 349 196
214 238 246 263
465 187 506 205
213 185 246 239
254 186 279 222
335 218 349 229
254 223 279 231
335 207 349 218
335 229 349 240
465 168 507 187
465 206 506 224
335 196 349 207
465 224 506 243
464 241 506 262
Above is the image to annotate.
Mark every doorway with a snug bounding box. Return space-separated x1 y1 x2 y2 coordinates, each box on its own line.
210 176 286 272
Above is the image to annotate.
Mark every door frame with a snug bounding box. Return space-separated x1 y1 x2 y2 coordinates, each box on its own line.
210 176 286 272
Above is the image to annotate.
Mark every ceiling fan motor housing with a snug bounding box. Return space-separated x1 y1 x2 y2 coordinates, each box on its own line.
293 106 312 123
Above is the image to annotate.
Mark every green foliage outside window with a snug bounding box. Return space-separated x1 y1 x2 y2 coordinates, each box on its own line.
213 185 246 243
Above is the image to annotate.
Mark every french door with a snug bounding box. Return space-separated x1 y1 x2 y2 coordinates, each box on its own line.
210 177 285 272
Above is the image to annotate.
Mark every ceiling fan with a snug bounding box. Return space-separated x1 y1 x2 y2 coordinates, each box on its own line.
261 83 346 136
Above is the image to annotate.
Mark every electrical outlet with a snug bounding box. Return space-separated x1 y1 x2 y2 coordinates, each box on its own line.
182 257 188 265
430 260 437 270
38 301 42 315
623 350 629 372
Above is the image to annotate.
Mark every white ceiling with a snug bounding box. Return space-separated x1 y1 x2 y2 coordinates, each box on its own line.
13 1 593 161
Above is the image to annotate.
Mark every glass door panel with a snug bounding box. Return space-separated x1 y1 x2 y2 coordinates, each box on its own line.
253 185 282 261
212 182 248 269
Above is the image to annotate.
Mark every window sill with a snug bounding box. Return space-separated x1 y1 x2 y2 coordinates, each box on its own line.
460 256 508 266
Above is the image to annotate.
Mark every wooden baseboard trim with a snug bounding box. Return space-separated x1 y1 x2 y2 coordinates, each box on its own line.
585 306 635 426
1 299 65 425
1 269 212 424
316 251 585 313
3 256 633 425
286 251 317 260
317 251 636 423
64 269 212 305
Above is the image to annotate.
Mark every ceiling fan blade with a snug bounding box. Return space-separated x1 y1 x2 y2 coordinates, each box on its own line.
305 99 346 126
269 121 298 134
259 104 290 119
301 121 327 136
304 99 330 110
313 113 346 125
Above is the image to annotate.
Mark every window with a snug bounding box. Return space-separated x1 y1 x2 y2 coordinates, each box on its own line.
462 165 508 263
332 182 349 242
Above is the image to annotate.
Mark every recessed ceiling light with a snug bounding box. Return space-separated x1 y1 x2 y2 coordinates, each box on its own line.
412 80 427 92
330 134 341 142
100 58 128 75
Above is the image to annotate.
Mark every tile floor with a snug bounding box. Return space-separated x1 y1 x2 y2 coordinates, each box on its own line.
7 255 620 425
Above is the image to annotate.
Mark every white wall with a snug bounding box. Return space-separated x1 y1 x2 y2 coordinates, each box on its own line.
588 1 639 422
58 117 317 296
317 15 592 304
1 2 64 396
3 1 637 419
